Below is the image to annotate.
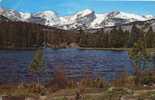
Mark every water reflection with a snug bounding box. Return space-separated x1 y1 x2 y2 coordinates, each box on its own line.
0 48 136 84
44 48 134 80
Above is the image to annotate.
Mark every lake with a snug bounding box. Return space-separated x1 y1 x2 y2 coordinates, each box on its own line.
0 48 134 84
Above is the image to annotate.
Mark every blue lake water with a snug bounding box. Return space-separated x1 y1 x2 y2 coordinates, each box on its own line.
0 50 35 83
0 48 135 84
44 48 134 81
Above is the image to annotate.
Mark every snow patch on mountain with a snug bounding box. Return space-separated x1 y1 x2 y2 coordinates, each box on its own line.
19 12 31 21
143 15 155 19
90 13 108 28
63 9 95 24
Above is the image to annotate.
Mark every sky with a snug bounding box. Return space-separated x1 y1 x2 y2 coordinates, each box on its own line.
1 0 155 16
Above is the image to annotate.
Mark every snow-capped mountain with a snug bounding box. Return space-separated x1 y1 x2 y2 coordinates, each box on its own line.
90 11 155 29
59 9 96 29
0 8 155 30
1 8 22 21
29 11 61 26
0 8 31 21
60 10 154 29
58 9 96 30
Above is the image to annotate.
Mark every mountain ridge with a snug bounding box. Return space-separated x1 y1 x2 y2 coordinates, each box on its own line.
1 8 155 30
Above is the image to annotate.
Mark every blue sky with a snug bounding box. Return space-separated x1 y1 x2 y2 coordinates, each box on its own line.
1 0 155 16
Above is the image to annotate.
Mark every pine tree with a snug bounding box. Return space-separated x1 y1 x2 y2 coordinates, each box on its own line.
29 48 45 84
131 38 148 69
110 27 129 48
145 27 155 48
129 24 143 47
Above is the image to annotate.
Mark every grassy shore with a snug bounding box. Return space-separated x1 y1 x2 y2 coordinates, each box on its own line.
80 48 155 51
80 48 155 56
79 47 131 51
48 87 155 100
1 86 155 100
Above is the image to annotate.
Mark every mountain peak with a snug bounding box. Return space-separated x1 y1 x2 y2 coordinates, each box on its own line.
107 11 121 17
41 11 57 15
31 10 60 26
1 8 22 21
34 10 57 17
75 9 94 17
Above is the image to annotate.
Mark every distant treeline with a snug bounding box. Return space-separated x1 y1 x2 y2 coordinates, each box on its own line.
0 21 155 48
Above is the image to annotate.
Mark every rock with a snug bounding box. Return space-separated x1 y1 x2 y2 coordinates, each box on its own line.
25 96 47 100
121 96 138 100
69 43 80 48
39 96 47 100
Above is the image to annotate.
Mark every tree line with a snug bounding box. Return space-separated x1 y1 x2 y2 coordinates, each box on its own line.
78 25 155 48
0 21 154 48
